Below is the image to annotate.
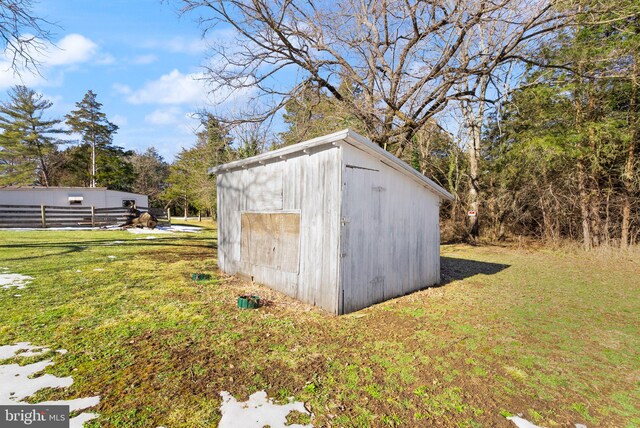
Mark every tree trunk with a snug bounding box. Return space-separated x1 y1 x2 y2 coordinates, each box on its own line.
587 123 601 248
463 73 489 241
91 128 96 188
602 188 611 247
621 55 638 249
464 101 483 241
36 149 49 187
577 160 591 250
183 193 188 220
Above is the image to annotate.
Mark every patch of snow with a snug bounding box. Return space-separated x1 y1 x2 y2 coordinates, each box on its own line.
14 294 21 297
39 396 100 412
135 236 158 240
107 256 116 259
219 390 312 428
70 413 99 428
127 228 171 235
507 416 542 428
93 269 104 272
168 225 203 233
0 272 33 290
0 227 96 231
16 347 51 358
76 270 82 273
0 360 72 402
57 349 68 355
126 225 202 234
0 343 100 426
507 415 587 428
0 343 46 360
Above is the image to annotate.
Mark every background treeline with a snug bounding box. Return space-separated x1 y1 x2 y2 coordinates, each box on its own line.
1 1 638 250
270 2 640 250
0 87 259 216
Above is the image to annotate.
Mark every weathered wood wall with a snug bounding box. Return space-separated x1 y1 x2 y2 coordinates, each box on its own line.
217 145 342 313
339 143 441 314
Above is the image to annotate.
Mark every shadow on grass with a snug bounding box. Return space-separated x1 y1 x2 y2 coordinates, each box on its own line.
440 256 510 285
0 235 217 262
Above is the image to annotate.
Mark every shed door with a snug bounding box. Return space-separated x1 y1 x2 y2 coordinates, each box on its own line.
340 165 385 313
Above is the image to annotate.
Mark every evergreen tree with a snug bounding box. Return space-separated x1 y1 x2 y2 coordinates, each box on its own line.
130 148 170 207
483 2 640 247
65 90 123 188
163 116 232 218
162 148 199 218
0 85 65 186
279 81 367 147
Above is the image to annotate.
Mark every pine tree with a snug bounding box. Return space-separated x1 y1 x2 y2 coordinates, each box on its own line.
279 81 367 147
0 85 65 186
65 90 119 187
130 148 170 207
163 116 233 218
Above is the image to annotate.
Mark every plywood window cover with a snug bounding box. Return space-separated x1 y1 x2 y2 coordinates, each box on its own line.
241 211 301 273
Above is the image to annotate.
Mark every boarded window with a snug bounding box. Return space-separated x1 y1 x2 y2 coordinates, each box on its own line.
241 212 300 273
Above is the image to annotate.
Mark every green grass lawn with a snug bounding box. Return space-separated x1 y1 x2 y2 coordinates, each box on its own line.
0 224 638 427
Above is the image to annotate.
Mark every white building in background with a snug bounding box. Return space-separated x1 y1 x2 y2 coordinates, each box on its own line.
0 186 148 208
211 129 454 315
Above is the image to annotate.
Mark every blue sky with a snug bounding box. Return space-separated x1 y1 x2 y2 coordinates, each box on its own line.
0 0 236 162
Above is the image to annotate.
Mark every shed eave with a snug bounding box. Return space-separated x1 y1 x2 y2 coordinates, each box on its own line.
209 129 352 175
210 129 454 201
341 131 455 201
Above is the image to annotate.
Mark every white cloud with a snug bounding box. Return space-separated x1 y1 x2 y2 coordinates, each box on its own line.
131 54 158 65
144 107 183 125
111 114 128 127
0 66 47 89
0 33 101 90
126 69 208 105
140 37 207 55
112 83 132 95
124 67 256 108
95 53 116 65
42 34 98 66
166 37 207 54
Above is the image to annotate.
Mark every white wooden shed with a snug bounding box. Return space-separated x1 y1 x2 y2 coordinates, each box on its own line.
211 129 454 314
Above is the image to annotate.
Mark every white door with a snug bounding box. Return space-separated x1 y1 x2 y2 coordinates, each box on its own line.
340 165 385 313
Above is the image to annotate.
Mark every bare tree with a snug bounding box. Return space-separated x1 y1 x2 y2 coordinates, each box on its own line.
0 0 54 74
179 0 572 150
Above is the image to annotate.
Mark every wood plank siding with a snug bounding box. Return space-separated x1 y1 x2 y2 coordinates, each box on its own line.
216 145 342 313
214 130 451 314
338 143 441 314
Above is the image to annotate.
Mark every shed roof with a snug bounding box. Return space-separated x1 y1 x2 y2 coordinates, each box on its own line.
210 129 454 201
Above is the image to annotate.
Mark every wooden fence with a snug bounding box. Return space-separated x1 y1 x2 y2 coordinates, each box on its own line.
0 205 169 229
